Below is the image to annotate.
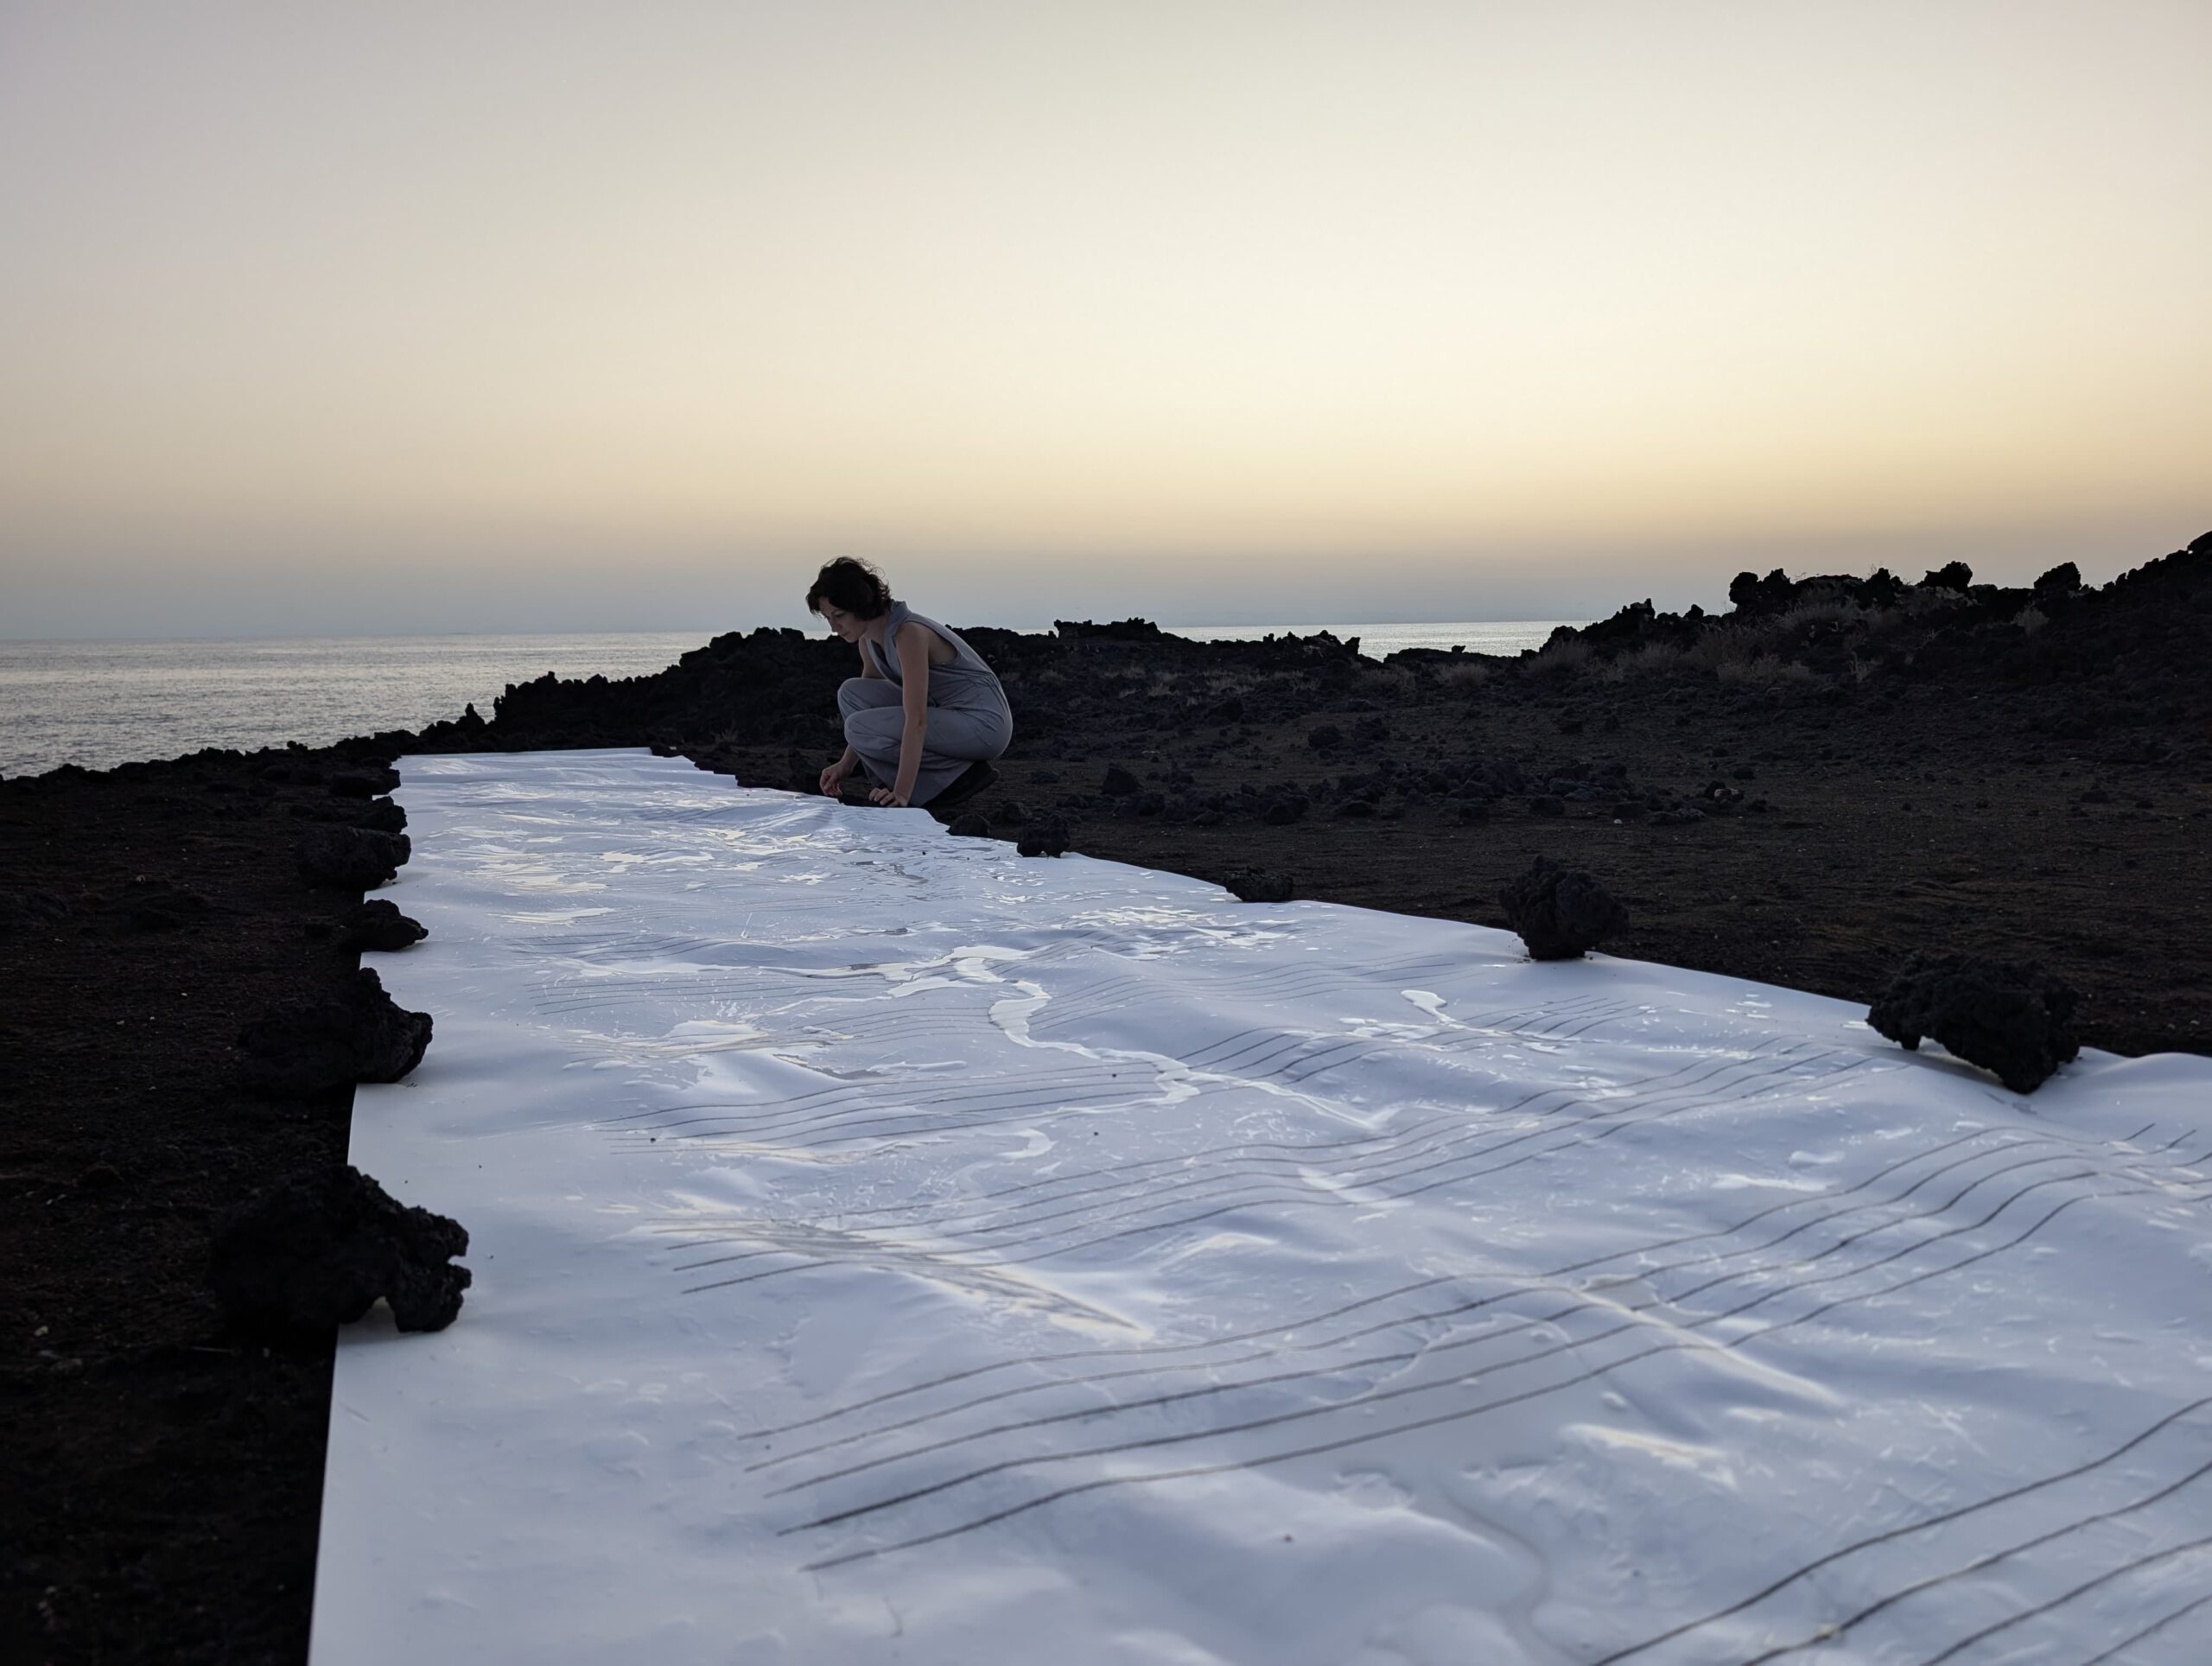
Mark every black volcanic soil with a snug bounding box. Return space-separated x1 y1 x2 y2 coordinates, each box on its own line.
2 751 384 1663
4 535 2208 1660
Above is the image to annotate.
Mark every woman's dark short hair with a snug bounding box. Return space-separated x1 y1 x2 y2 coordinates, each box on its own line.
806 557 893 620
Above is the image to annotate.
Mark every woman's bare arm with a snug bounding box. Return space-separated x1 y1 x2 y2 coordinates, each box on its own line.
818 639 878 793
873 622 931 805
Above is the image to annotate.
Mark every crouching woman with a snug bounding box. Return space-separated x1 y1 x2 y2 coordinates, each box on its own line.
808 557 1012 809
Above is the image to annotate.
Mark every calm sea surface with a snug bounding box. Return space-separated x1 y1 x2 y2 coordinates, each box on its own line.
0 621 1570 778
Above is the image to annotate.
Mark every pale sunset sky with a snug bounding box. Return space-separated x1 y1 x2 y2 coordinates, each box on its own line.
1 1 2205 637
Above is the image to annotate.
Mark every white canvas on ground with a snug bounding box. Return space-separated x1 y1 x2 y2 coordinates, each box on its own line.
311 749 2212 1664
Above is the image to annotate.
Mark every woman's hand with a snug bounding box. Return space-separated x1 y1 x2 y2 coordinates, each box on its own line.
868 785 910 807
818 761 849 796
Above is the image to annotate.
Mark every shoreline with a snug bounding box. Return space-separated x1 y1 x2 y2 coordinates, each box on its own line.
0 621 1569 782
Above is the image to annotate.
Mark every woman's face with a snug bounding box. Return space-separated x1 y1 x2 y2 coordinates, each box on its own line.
817 603 863 642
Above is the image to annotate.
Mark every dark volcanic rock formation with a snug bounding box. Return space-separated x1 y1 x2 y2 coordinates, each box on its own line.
946 812 991 837
346 796 409 836
1225 868 1294 903
237 967 434 1097
1502 857 1630 960
328 766 401 798
1867 952 2082 1092
210 1164 471 1335
289 794 408 834
295 824 410 890
1017 812 1071 857
346 900 428 952
1056 618 1166 641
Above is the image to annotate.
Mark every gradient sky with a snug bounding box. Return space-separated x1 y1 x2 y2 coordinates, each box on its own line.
3 1 2206 637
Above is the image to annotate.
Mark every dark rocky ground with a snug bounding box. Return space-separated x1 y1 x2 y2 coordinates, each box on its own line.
4 533 2207 1660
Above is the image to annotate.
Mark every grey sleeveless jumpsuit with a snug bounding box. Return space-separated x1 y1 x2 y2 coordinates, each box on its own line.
837 601 1014 804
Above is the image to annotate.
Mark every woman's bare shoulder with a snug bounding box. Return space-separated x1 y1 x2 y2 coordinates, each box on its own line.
899 618 957 666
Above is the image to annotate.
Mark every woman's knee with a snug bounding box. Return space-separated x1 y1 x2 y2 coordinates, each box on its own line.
837 677 899 716
843 707 903 751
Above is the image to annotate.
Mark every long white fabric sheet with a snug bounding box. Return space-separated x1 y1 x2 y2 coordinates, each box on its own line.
313 749 2212 1664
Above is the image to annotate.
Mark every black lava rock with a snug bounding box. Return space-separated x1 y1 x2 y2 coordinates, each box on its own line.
1017 812 1072 857
1225 868 1294 903
1307 724 1344 751
296 824 410 890
2033 561 2082 598
350 796 409 835
329 766 401 798
1501 857 1630 961
210 1164 471 1336
946 812 991 837
1101 766 1142 797
347 900 428 952
237 967 435 1097
290 795 408 834
1866 952 2082 1093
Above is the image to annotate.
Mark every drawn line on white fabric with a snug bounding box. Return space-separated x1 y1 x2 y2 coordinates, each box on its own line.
789 1180 2211 1567
674 1048 1871 1284
739 1123 2017 1457
670 1057 1987 1288
632 1080 1171 1153
756 1147 2209 1491
1026 955 1478 1018
2075 1588 2212 1666
737 1117 2170 1445
1593 1397 2212 1662
645 1036 1802 1205
745 1133 2202 1475
1910 1532 2212 1666
645 1033 1824 1178
620 1064 1157 1141
677 1053 1878 1269
780 1167 2207 1514
583 989 1640 1141
599 1054 1173 1131
532 948 1495 1020
824 1045 2064 1229
741 1159 2212 1492
1159 995 1621 1077
610 1019 1722 1156
666 1047 1836 1276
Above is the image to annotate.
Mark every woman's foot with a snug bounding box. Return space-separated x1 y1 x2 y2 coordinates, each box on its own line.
930 762 997 810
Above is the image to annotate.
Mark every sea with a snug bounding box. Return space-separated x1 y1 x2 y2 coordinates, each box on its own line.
0 620 1572 778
